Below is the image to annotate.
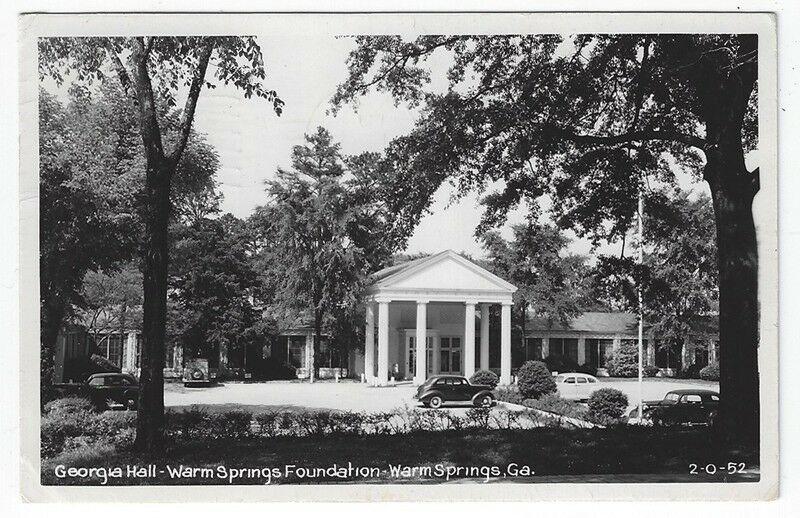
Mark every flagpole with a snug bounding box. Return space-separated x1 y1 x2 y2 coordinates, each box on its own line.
637 183 644 424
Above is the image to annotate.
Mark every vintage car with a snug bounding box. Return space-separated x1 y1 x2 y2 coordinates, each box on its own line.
413 375 495 409
183 358 218 386
628 388 720 426
84 372 139 410
554 372 601 401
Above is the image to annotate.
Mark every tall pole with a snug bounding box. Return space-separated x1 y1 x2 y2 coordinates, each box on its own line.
637 184 644 423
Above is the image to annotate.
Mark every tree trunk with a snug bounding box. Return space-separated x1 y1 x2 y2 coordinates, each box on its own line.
707 166 759 449
696 38 759 451
134 159 171 453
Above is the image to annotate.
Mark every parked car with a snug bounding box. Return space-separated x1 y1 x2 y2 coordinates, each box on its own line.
183 358 217 386
628 389 720 426
84 372 139 410
555 372 600 401
414 375 495 409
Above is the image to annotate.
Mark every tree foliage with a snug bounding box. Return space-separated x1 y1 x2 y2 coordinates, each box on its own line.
168 214 269 367
590 189 718 356
481 221 587 328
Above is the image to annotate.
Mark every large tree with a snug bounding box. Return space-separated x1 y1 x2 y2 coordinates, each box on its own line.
250 127 399 381
39 36 282 451
331 34 759 447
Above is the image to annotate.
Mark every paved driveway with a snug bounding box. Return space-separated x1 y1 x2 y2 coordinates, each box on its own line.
165 380 485 415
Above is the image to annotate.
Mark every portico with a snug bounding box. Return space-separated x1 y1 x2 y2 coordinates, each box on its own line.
358 250 517 386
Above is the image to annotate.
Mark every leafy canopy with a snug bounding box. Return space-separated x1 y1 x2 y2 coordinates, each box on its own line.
331 35 757 244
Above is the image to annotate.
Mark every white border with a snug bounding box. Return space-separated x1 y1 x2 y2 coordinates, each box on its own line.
12 7 782 505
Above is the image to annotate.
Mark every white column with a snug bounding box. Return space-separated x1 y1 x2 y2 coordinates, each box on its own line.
364 302 375 384
464 302 476 378
542 336 550 358
577 336 586 365
480 303 490 371
377 299 390 386
500 302 512 385
709 338 717 364
415 300 427 385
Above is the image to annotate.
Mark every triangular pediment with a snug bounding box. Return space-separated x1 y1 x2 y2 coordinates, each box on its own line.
372 250 516 293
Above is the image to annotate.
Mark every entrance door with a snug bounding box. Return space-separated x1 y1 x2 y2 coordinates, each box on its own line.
406 334 433 379
439 336 462 374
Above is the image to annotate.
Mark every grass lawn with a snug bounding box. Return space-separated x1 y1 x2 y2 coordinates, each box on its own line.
42 427 758 486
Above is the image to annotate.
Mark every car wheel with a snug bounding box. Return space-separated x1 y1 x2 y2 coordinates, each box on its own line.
475 395 493 408
428 395 443 409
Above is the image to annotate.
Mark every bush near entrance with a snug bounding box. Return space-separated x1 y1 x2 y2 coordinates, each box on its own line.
606 342 639 377
469 370 499 388
517 360 557 399
587 388 629 420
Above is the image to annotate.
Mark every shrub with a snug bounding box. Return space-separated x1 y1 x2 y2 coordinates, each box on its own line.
587 388 629 420
606 342 639 377
469 369 499 388
699 361 720 381
678 362 704 379
524 393 589 420
43 396 95 416
643 365 661 377
516 360 557 399
543 354 579 374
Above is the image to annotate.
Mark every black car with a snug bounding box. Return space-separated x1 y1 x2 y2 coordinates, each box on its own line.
84 372 139 410
629 388 720 426
413 375 495 409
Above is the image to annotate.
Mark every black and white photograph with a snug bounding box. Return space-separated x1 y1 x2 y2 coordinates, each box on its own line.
16 11 780 502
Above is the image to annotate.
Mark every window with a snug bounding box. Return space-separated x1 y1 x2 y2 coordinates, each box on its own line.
665 392 680 402
564 377 576 384
586 338 614 368
88 376 105 386
98 333 124 368
524 337 543 360
683 394 702 404
550 338 579 362
710 395 719 402
288 336 307 368
587 377 597 383
654 340 681 369
577 377 588 384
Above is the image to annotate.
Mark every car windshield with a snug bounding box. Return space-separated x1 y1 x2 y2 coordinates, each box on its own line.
664 392 680 402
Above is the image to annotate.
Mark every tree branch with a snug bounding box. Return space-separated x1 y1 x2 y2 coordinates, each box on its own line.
169 39 215 166
554 127 706 150
106 42 134 99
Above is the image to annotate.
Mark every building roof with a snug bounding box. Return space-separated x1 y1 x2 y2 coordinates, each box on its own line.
526 311 719 336
527 312 640 333
367 250 517 302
